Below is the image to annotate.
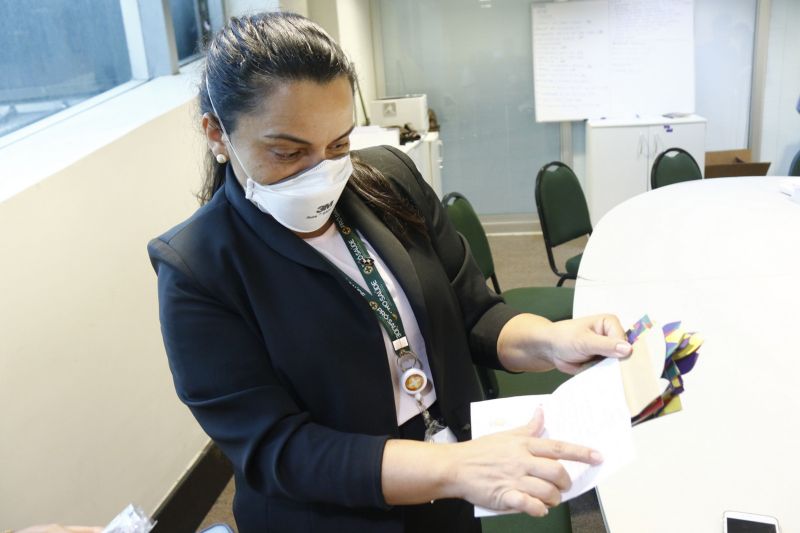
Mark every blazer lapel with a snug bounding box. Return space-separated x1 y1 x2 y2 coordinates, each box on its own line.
225 170 433 351
337 187 434 353
224 169 334 273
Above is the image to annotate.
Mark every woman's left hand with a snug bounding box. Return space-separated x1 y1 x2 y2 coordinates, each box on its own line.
497 313 632 374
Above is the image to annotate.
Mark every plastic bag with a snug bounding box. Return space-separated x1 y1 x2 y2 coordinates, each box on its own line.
101 504 155 533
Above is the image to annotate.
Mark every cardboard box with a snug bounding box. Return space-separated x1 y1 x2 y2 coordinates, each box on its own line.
704 149 770 178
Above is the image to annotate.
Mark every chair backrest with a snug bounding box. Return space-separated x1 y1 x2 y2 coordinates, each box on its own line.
535 161 592 248
441 192 496 280
790 149 800 177
651 147 703 189
441 192 501 400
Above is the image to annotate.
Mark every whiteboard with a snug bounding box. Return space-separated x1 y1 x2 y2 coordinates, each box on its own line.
532 0 695 122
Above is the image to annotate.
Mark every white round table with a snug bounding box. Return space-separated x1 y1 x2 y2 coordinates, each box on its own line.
574 177 800 532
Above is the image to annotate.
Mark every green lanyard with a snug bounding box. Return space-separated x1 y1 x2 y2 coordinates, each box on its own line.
330 210 421 373
329 210 447 440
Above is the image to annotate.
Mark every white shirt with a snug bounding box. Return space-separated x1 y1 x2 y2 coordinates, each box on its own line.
304 222 436 426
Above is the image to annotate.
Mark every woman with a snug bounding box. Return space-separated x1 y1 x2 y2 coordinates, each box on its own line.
148 12 632 533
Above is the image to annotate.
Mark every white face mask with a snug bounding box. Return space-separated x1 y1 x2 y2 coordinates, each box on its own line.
244 155 353 233
206 79 352 233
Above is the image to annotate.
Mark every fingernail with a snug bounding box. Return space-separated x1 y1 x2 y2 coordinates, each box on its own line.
542 507 549 516
590 450 603 463
616 342 632 356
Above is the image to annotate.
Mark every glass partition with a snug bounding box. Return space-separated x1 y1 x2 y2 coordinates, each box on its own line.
377 0 561 215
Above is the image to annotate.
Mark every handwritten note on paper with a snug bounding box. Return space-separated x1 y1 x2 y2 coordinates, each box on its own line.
470 358 634 517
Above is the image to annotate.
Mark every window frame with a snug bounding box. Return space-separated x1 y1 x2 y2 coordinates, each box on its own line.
0 0 224 149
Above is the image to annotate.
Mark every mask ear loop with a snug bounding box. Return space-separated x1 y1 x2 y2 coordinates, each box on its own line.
205 77 257 182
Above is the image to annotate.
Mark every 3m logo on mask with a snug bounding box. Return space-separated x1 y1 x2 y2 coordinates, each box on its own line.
316 201 334 214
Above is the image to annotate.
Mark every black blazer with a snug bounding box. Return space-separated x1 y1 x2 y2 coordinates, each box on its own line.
148 146 519 532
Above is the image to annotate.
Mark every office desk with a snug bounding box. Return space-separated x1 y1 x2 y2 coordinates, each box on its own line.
573 177 800 532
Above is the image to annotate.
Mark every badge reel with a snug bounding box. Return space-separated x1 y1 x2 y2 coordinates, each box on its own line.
398 351 446 442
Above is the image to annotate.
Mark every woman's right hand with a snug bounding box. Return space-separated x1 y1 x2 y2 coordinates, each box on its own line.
444 407 602 516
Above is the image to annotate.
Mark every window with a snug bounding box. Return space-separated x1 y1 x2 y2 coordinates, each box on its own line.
0 1 133 138
0 0 223 142
169 0 214 63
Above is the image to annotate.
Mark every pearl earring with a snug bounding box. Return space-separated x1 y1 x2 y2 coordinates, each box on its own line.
215 153 228 164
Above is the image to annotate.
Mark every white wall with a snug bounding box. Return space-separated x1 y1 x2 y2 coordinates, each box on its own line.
759 0 800 175
225 0 279 16
307 0 339 37
336 0 378 126
279 0 309 16
0 89 209 527
308 0 376 126
695 0 756 151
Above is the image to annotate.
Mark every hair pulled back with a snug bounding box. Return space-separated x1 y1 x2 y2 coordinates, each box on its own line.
199 12 424 237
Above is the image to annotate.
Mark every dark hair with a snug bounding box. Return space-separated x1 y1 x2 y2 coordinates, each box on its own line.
198 12 425 238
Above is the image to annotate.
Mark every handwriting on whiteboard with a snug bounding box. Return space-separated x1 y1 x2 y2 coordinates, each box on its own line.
533 0 694 122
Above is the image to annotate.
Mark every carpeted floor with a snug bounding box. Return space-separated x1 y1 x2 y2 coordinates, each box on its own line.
197 233 600 533
486 233 586 290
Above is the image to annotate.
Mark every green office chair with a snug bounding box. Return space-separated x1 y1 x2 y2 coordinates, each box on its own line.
651 147 702 189
441 192 573 399
534 162 592 287
442 191 574 533
481 507 573 533
789 149 800 177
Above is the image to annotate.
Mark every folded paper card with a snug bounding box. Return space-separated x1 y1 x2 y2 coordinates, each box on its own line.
470 315 702 517
471 357 634 517
619 324 668 417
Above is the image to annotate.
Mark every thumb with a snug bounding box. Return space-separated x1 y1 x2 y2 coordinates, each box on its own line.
582 330 632 359
527 406 545 436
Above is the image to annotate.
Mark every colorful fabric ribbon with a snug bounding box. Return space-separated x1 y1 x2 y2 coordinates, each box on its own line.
626 315 703 426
